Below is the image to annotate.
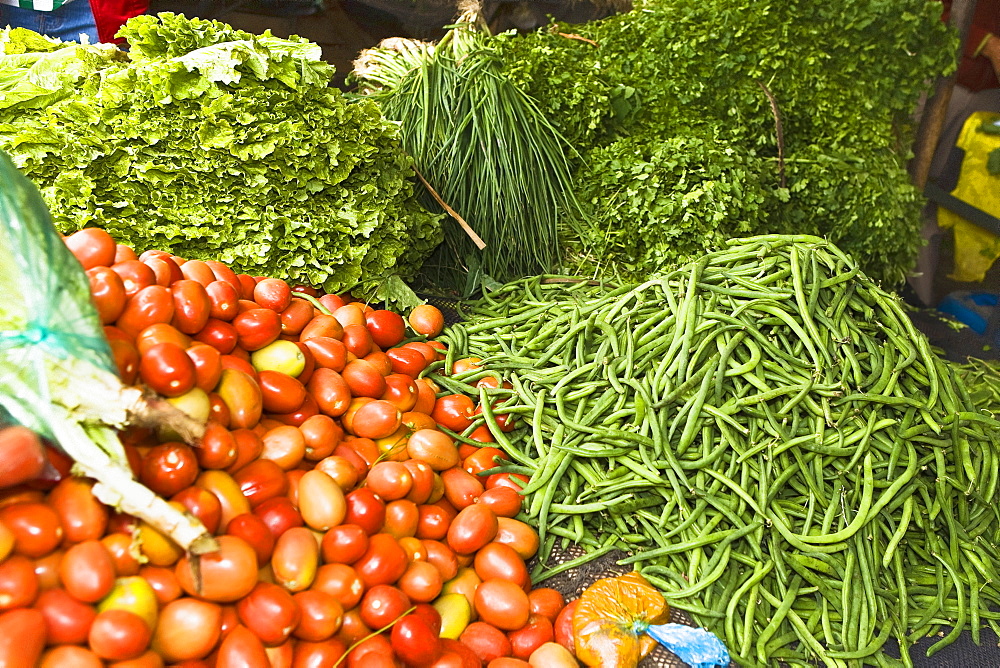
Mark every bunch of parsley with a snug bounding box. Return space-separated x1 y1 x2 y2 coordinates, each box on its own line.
496 0 956 285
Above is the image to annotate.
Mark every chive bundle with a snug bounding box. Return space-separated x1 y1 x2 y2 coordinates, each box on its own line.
351 8 584 295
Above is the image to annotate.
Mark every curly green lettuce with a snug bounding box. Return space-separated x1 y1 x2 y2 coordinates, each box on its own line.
0 14 442 301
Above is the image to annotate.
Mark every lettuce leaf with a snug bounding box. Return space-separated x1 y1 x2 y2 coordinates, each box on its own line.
0 14 442 301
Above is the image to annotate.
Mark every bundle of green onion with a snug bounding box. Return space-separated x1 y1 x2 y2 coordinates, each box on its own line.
350 5 583 295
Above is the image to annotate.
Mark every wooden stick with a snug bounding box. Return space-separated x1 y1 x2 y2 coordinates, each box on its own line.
414 169 487 250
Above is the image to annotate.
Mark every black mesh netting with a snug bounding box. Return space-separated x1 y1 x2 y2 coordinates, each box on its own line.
530 545 735 668
420 293 1000 668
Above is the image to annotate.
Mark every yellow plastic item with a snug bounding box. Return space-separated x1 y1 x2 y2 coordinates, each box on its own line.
937 111 1000 282
572 571 671 668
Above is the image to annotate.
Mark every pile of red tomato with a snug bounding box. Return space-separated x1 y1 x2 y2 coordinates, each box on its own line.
0 228 582 668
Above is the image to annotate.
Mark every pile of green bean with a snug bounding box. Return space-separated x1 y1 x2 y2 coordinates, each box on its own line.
434 235 1000 667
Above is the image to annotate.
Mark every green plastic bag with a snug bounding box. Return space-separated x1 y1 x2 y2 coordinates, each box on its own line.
0 149 216 554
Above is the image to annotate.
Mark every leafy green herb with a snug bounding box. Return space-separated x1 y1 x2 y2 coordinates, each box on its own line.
496 0 957 285
351 11 584 296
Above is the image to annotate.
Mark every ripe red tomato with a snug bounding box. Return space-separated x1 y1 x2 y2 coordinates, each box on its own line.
459 621 512 664
385 348 426 380
0 426 47 489
553 599 576 652
382 499 419 539
205 280 240 321
170 280 211 335
253 496 303 540
307 368 352 418
111 260 155 297
476 487 522 519
151 598 222 662
254 278 292 312
474 579 531 631
473 543 529 589
175 535 258 602
407 430 460 472
398 560 443 604
507 614 554 659
60 540 116 603
421 540 459 582
215 369 263 430
236 582 301 646
407 305 445 338
485 473 529 493
0 555 38 609
494 518 540 561
365 310 406 349
104 328 141 384
203 260 240 290
40 645 104 668
366 461 413 501
0 607 46 667
354 533 408 588
117 285 176 340
341 360 387 399
292 590 344 642
300 415 343 462
415 504 451 542
138 565 182 606
447 505 498 556
140 442 199 498
320 524 369 565
391 612 441 667
88 608 152 661
271 527 320 593
441 468 484 510
431 395 475 433
227 513 276 564
215 624 270 667
360 584 411 630
34 587 97 644
66 228 117 270
193 318 239 354
87 266 127 324
303 337 348 373
139 342 196 398
232 308 282 351
279 298 314 336
312 563 365 610
141 255 183 288
526 588 564 623
134 323 190 356
340 324 373 359
177 259 216 286
195 421 237 471
292 637 349 668
233 458 288 508
401 342 437 365
463 447 509 477
185 343 223 394
0 502 63 557
257 370 307 415
351 400 402 440
344 488 386 535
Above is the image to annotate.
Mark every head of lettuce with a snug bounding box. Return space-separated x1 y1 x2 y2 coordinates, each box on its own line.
0 14 443 307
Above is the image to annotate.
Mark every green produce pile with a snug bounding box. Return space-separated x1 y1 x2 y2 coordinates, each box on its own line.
0 15 442 304
437 236 1000 666
495 0 957 286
